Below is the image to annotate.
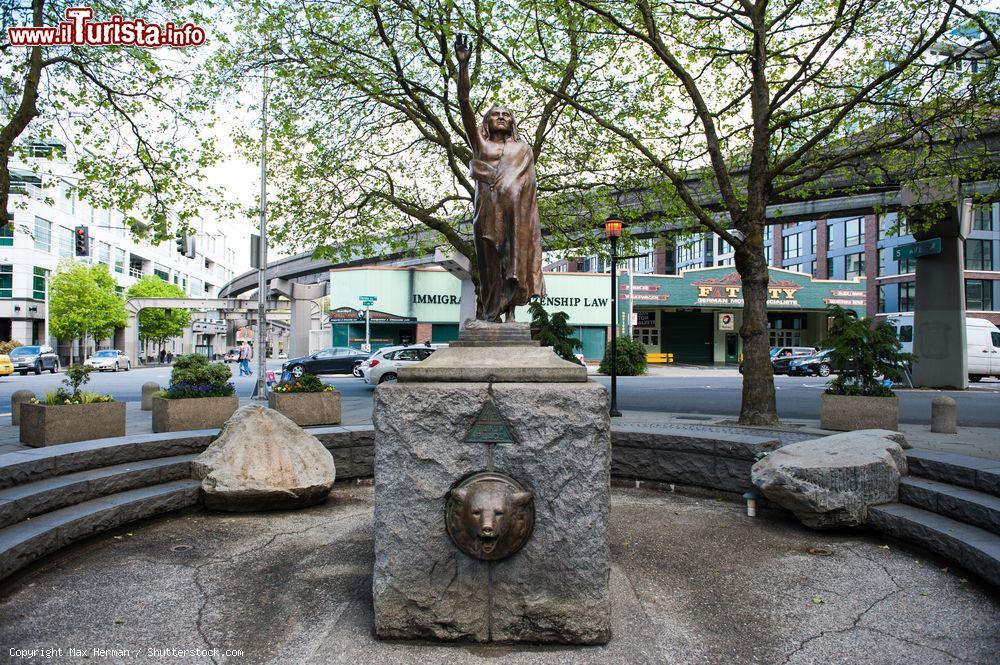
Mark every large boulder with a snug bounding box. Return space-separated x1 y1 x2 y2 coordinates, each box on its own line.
193 404 336 511
751 430 908 529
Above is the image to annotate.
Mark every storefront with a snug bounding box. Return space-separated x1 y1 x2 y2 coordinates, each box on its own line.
626 267 866 364
327 266 866 363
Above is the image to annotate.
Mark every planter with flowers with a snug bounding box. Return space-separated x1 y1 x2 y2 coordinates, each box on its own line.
152 354 238 433
20 364 125 446
819 307 913 431
268 372 341 426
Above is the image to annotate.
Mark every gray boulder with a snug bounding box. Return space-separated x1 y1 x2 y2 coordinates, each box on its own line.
193 404 336 511
751 430 908 529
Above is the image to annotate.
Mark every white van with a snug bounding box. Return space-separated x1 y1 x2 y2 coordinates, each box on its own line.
886 314 1000 382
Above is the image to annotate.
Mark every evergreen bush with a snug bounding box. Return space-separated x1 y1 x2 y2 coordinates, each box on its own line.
528 300 583 364
599 336 647 376
821 306 913 397
165 353 234 399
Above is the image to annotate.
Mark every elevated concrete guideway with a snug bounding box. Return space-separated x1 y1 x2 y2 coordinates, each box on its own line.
122 297 319 366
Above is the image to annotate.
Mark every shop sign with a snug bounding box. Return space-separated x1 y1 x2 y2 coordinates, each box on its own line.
693 272 802 307
635 311 656 328
533 295 609 308
823 289 866 306
412 294 461 305
620 283 670 302
719 313 735 331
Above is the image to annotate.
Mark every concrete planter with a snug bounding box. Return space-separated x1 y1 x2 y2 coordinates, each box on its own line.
268 390 342 426
19 401 126 447
152 395 239 433
820 393 899 431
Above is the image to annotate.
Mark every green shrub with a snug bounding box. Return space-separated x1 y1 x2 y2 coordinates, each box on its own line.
529 300 583 364
35 389 112 405
599 336 647 376
164 353 234 399
273 372 334 393
63 363 93 397
169 353 232 385
821 306 914 397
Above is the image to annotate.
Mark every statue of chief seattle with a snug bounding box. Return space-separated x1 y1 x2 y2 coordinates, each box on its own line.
455 35 544 323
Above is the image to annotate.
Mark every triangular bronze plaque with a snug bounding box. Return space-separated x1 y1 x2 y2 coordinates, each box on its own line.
465 400 516 444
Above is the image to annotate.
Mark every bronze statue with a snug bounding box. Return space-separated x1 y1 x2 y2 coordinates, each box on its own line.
446 471 535 561
455 35 545 323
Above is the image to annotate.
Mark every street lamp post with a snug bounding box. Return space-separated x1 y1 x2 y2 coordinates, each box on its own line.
252 49 282 399
604 216 623 417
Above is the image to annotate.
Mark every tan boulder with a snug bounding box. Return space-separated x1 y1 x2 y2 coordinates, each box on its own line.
193 404 336 511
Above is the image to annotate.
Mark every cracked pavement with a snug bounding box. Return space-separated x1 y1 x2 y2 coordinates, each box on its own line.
1 485 997 664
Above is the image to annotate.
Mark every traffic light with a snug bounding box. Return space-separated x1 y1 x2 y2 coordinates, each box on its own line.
175 232 195 257
73 225 89 257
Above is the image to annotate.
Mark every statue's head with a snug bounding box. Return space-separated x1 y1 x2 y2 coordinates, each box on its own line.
480 105 520 142
446 473 534 560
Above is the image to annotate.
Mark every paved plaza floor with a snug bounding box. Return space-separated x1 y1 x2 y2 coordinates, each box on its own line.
2 485 997 664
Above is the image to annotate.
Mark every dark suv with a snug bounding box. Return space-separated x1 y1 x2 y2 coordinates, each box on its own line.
9 345 60 375
739 346 816 375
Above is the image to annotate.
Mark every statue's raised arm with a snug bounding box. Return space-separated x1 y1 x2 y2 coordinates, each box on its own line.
455 35 483 156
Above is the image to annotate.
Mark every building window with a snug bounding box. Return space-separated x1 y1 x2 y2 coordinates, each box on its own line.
877 285 887 313
1 214 12 246
878 248 888 277
57 225 74 258
965 239 993 271
34 217 52 252
899 281 915 312
844 218 864 246
114 248 126 274
898 254 916 274
973 206 994 231
783 233 802 260
809 260 818 277
764 226 773 241
879 213 909 239
785 264 803 273
153 264 170 281
764 245 772 264
809 227 816 254
966 279 993 311
33 267 47 300
845 253 864 279
0 265 12 298
98 241 111 266
632 326 659 348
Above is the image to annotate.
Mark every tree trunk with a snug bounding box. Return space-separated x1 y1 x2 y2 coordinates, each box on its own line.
734 239 778 425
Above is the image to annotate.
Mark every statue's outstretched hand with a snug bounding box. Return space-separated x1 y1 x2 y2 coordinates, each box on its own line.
455 34 472 64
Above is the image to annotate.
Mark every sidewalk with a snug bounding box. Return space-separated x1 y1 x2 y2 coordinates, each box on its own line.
4 397 994 461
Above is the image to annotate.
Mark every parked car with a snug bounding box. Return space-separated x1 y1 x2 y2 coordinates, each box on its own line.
886 314 1000 382
788 349 841 377
84 349 131 372
739 346 816 375
0 354 12 377
223 349 240 363
282 347 371 378
9 345 60 375
364 345 437 385
357 345 405 378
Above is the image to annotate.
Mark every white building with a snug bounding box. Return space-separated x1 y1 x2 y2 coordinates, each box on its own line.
1 141 252 358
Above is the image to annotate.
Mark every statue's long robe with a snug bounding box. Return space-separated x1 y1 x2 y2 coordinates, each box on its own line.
471 138 545 322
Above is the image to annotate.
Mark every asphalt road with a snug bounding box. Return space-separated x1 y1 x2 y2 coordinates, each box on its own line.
2 363 998 427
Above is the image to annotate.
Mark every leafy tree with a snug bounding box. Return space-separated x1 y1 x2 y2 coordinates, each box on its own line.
1 0 220 241
599 336 647 376
127 275 192 345
48 260 126 361
529 300 583 364
210 0 607 278
478 0 996 424
822 307 913 397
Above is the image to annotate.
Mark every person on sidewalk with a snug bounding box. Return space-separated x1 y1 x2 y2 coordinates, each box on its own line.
159 348 166 364
238 342 251 376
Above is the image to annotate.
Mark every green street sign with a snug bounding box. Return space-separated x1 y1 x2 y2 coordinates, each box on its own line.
359 295 377 306
893 237 941 262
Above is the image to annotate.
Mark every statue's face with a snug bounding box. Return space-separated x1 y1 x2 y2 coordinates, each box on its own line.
487 107 513 136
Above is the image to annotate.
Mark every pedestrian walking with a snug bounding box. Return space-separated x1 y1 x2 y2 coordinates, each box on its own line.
239 342 253 376
159 348 166 364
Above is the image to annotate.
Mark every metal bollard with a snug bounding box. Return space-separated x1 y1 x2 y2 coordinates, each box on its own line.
141 382 161 411
11 389 35 426
930 396 957 434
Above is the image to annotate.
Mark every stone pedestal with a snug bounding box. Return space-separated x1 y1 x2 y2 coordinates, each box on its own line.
372 325 610 644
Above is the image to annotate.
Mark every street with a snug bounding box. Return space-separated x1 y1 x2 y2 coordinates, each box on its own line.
2 363 998 428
